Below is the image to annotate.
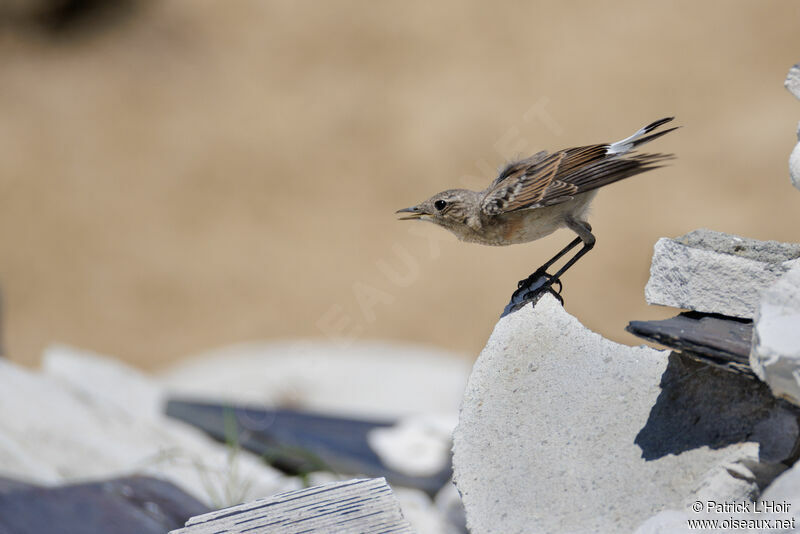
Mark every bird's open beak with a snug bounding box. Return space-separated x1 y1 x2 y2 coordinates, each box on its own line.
396 206 424 220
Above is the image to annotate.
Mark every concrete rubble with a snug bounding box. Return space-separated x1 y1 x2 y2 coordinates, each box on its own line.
3 236 799 533
645 229 800 318
0 342 468 534
452 295 799 534
632 229 800 532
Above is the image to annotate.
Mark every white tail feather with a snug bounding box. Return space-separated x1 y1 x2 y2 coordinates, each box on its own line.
607 126 649 155
606 117 675 155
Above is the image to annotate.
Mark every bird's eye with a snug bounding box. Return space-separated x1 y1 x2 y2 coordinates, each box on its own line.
434 200 447 211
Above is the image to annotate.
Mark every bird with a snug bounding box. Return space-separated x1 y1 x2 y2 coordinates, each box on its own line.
396 117 677 314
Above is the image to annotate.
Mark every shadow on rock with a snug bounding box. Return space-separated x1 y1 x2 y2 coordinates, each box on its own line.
635 352 799 461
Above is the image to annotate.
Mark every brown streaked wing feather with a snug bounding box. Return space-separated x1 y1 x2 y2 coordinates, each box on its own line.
533 152 673 207
481 152 566 215
557 144 609 174
482 145 673 215
559 153 673 192
482 144 609 215
490 150 548 187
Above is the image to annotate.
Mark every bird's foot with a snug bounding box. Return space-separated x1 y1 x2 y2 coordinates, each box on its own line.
501 271 563 317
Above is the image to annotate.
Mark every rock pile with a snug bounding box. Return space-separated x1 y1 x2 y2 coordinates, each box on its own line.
0 342 470 534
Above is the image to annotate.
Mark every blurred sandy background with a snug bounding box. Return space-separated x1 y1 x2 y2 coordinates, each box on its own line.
0 0 798 369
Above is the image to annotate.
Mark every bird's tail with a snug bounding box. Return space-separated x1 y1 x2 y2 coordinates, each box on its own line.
607 117 678 155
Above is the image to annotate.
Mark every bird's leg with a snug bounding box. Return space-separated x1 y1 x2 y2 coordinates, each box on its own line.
502 220 595 316
543 219 597 294
516 236 582 288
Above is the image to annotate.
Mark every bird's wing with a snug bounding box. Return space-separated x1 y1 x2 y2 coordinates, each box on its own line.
481 144 671 216
489 150 549 188
482 145 604 215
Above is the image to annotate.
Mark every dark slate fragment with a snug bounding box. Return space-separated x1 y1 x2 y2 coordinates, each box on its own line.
0 475 210 534
166 399 453 496
0 477 37 495
627 311 754 376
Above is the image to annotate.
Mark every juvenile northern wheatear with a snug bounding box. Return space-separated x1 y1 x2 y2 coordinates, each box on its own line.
397 117 677 311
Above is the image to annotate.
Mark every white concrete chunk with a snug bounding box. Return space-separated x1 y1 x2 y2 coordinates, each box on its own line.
751 264 800 405
367 413 457 477
645 230 800 318
452 295 797 534
790 137 800 192
786 63 800 101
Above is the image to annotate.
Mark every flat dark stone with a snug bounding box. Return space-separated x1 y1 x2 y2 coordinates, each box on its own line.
166 399 453 496
0 477 37 495
626 312 754 376
0 475 210 534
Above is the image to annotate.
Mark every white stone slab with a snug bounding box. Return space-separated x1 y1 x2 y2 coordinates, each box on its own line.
645 230 800 318
170 478 415 534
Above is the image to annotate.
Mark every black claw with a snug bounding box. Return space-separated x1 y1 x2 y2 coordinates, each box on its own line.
547 285 564 305
552 278 563 294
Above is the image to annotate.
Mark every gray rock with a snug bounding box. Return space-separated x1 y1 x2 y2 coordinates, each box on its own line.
645 229 800 318
751 264 800 405
452 295 798 534
786 63 800 101
790 139 800 192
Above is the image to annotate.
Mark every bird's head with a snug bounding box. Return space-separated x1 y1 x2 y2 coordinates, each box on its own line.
396 189 482 236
